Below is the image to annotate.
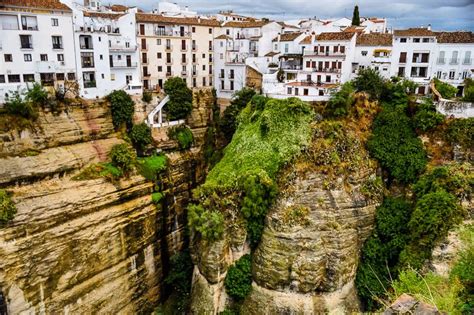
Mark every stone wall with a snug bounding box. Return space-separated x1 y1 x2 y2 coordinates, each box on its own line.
0 88 214 313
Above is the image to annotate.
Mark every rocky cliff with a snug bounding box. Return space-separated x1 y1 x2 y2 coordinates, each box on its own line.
0 89 214 313
189 96 382 314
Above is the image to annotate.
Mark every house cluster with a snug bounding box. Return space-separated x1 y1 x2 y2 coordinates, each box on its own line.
1 0 473 104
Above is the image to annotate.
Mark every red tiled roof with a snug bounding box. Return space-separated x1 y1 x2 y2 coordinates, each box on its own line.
265 51 279 57
107 4 128 12
299 35 312 44
343 26 365 33
272 32 303 42
435 31 474 43
394 28 435 36
0 0 70 11
223 20 271 28
136 13 221 27
316 32 355 41
356 33 393 46
215 34 232 40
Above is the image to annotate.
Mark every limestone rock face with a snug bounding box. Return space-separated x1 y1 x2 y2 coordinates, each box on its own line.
0 93 213 314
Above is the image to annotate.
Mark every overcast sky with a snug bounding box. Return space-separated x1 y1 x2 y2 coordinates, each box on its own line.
112 0 474 31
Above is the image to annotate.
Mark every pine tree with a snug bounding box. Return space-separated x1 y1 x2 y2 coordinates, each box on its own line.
352 5 360 26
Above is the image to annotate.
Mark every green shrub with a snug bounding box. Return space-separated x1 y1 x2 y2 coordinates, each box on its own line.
164 250 194 313
224 254 253 300
129 123 152 153
4 92 38 120
368 106 427 183
451 224 474 313
188 204 224 241
326 82 354 117
240 174 278 247
399 189 463 269
107 90 135 130
462 78 474 102
356 197 413 310
109 143 136 173
164 77 193 120
168 125 193 150
25 83 49 108
219 88 257 141
137 155 167 181
353 68 386 100
445 118 474 151
0 189 17 226
434 78 458 99
142 91 153 103
413 99 444 132
72 162 122 181
151 192 164 204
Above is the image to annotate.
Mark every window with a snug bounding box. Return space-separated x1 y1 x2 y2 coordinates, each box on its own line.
55 73 64 81
220 53 223 59
192 26 196 33
20 35 33 49
203 77 206 86
52 36 63 49
40 54 48 61
57 54 64 61
101 73 105 79
158 66 163 72
287 87 292 95
295 88 299 95
51 18 58 26
450 51 459 64
449 70 455 80
209 40 212 50
202 53 206 59
181 39 186 50
24 54 32 62
220 41 224 47
464 51 472 64
8 74 21 83
303 88 308 96
182 53 186 63
157 52 162 59
0 75 5 83
422 38 430 43
21 16 37 30
80 52 94 68
125 42 130 48
319 89 324 96
99 54 103 60
98 36 101 42
23 74 35 82
202 64 206 71
82 71 96 88
413 38 420 43
325 75 330 83
361 51 368 56
1 15 19 30
111 73 115 81
67 73 75 80
399 52 407 63
226 29 230 35
230 80 234 90
221 80 225 89
209 28 212 34
400 38 407 43
436 70 442 79
284 43 289 53
462 70 469 79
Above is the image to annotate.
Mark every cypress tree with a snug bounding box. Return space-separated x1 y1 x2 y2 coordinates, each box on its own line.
352 5 360 26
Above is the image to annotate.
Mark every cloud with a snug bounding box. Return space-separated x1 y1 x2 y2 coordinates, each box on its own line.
113 0 474 30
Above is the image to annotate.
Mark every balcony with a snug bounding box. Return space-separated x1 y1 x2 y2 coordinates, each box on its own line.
143 72 151 77
462 58 472 65
228 73 235 79
218 73 225 79
312 68 341 74
181 46 187 52
52 44 63 50
412 58 429 64
84 81 96 88
192 71 198 76
154 30 191 37
449 58 459 65
305 51 346 58
2 23 19 30
109 44 137 52
111 62 137 68
437 57 446 65
22 25 38 31
166 72 172 77
165 45 172 52
181 71 187 77
81 59 95 68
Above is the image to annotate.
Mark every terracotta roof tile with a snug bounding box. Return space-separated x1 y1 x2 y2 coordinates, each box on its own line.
215 34 232 40
394 28 435 36
136 13 221 27
108 4 128 12
0 0 70 11
435 31 474 43
316 32 355 41
343 26 365 33
223 20 270 28
272 32 303 42
356 33 393 46
84 11 125 20
299 35 312 44
265 51 279 57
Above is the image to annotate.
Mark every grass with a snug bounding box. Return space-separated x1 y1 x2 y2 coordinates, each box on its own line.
136 155 167 181
203 97 314 191
72 162 122 181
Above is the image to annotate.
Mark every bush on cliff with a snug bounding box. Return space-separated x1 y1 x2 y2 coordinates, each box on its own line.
142 91 153 104
4 92 39 120
219 87 256 142
445 118 474 151
462 78 474 102
434 78 458 99
137 154 167 182
129 122 152 154
412 99 444 132
325 82 355 117
164 77 193 120
187 204 224 241
353 68 386 100
25 83 49 108
0 189 17 226
109 143 136 173
168 125 194 150
224 254 253 300
107 90 135 130
164 250 194 313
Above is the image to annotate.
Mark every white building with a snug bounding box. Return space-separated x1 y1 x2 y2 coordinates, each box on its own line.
0 0 76 103
433 31 473 95
353 33 393 79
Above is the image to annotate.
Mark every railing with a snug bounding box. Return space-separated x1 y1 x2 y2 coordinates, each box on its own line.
218 73 225 78
1 23 19 30
22 25 38 31
437 57 445 64
53 44 63 49
312 68 341 73
449 58 459 65
192 44 197 51
111 62 137 68
165 45 172 51
21 44 33 49
154 30 191 37
228 73 235 79
412 58 429 63
305 51 346 57
166 72 172 77
181 71 187 76
181 58 187 64
84 81 96 88
109 45 137 51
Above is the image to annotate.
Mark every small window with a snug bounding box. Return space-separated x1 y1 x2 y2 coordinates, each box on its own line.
51 18 58 26
158 66 163 72
202 53 206 58
98 36 101 42
4 54 13 62
101 73 105 79
8 74 21 83
24 54 32 62
117 55 122 60
57 54 64 61
111 73 115 81
361 51 368 56
157 52 162 59
400 38 407 43
40 54 48 61
422 38 430 43
413 38 420 43
157 39 161 45
99 54 103 60
202 64 206 70
209 28 212 34
0 75 5 83
56 73 65 81
192 26 196 33
23 74 35 82
67 73 75 80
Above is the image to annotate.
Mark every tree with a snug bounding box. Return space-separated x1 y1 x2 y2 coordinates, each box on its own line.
224 255 253 300
129 123 152 154
4 92 38 120
326 82 354 117
164 77 193 120
353 68 386 100
462 78 474 102
109 143 136 173
351 5 360 26
107 90 135 130
219 87 256 141
434 78 457 99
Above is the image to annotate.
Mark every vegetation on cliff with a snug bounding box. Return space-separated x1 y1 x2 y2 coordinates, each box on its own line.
224 254 253 300
0 189 17 226
107 90 135 130
168 125 194 150
219 87 256 141
164 77 193 120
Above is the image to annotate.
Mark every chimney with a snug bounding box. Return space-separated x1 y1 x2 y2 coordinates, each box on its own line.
427 24 432 30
